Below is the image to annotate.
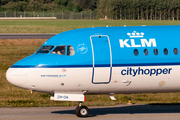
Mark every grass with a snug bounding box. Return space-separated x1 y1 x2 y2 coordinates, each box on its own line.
1 20 180 107
1 39 180 107
0 20 180 33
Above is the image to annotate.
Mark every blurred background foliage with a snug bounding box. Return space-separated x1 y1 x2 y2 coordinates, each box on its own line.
0 0 180 20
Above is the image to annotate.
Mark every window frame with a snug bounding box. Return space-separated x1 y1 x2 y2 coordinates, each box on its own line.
173 48 178 55
163 48 169 55
143 49 149 56
153 48 159 56
133 49 139 56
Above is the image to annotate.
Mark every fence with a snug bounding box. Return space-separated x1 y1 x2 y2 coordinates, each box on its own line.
0 11 98 20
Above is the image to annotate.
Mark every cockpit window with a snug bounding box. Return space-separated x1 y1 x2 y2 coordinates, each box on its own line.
67 45 75 56
36 46 54 54
51 46 66 55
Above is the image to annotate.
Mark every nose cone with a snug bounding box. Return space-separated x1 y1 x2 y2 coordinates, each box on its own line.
6 68 29 87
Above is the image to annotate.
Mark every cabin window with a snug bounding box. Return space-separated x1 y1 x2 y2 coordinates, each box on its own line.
173 48 178 55
163 48 168 55
36 46 54 54
67 45 75 56
144 49 149 56
134 49 139 56
51 45 66 55
153 48 159 55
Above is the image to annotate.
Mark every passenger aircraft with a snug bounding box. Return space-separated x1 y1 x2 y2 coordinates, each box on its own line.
6 25 180 117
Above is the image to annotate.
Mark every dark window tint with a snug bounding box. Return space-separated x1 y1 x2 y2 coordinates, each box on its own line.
67 45 75 56
163 48 168 55
134 49 139 56
36 46 54 54
144 49 149 56
153 48 159 55
51 46 66 55
173 48 178 55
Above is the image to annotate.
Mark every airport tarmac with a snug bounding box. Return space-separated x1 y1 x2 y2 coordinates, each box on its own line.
0 34 56 39
1 104 180 120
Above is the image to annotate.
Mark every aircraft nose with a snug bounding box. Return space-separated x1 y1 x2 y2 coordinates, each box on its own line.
6 68 29 87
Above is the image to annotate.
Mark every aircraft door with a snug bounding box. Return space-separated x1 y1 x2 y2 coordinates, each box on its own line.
90 35 112 84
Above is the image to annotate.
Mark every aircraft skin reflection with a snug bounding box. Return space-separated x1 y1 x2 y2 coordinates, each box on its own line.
6 25 180 117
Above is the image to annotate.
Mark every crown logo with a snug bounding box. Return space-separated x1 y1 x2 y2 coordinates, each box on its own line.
127 31 144 38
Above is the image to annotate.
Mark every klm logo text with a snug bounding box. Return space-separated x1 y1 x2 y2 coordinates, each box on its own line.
119 39 157 48
119 31 157 48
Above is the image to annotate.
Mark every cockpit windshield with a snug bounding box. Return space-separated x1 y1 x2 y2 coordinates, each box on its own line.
51 46 66 55
51 45 75 56
67 45 75 56
36 46 54 54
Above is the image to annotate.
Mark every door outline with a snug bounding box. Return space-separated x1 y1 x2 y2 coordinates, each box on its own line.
90 35 112 84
